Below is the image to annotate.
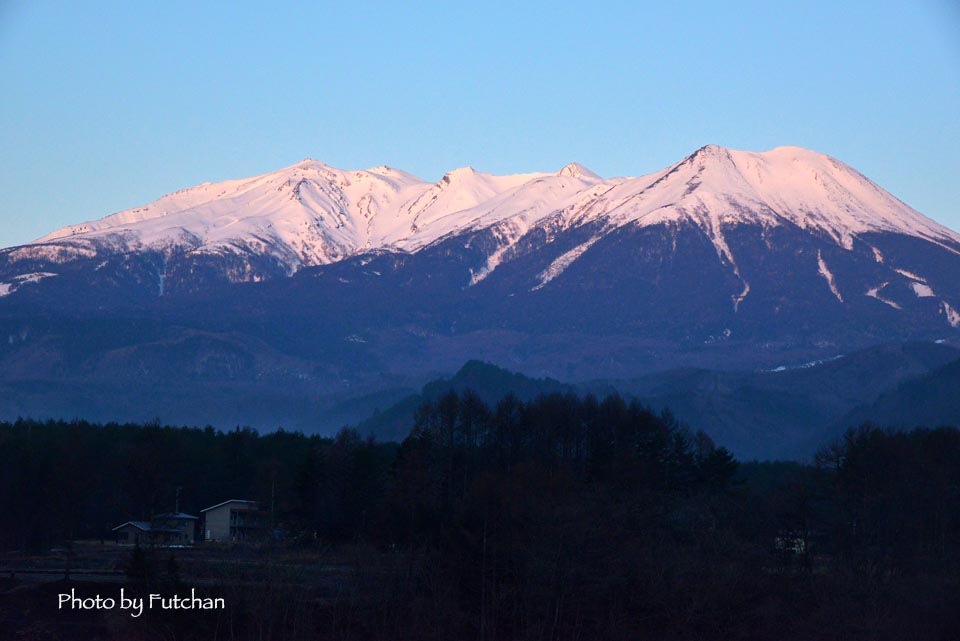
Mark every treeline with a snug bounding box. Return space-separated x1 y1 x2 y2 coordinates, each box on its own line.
0 418 396 551
3 393 960 639
0 392 734 550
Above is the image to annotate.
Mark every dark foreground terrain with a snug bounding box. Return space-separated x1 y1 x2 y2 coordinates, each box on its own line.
3 394 960 640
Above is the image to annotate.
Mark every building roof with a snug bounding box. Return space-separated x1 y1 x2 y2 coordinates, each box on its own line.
113 513 198 532
112 521 152 532
201 499 259 513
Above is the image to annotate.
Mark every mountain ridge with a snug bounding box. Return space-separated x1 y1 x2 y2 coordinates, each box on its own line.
15 145 959 288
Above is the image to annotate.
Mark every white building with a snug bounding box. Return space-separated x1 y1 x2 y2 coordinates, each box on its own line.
201 499 264 542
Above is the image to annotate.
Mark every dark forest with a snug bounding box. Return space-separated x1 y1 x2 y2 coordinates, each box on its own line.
2 392 960 640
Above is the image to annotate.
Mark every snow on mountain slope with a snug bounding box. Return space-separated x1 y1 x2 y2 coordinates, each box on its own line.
18 145 960 288
400 166 552 236
29 160 589 271
722 145 958 248
0 272 57 297
577 145 960 257
35 159 432 269
405 167 607 252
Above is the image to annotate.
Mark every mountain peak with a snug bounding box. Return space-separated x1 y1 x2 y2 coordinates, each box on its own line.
690 143 728 157
558 162 601 180
670 145 739 175
766 144 812 154
287 158 333 174
442 165 477 178
696 143 724 153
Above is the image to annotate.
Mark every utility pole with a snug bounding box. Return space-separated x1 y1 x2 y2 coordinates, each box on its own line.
175 486 182 513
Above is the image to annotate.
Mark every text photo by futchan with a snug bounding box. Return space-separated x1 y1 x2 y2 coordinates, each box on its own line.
58 588 225 618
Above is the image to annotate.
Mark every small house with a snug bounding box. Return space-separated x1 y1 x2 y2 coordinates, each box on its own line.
112 512 198 545
112 521 153 545
201 499 265 542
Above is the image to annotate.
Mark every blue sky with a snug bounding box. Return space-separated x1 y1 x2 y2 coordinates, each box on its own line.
1 0 958 248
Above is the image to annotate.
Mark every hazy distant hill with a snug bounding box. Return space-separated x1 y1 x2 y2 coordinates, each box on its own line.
356 360 578 441
355 343 960 459
602 341 960 459
834 356 960 436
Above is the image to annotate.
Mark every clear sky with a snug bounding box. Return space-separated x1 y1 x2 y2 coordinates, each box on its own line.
1 0 958 248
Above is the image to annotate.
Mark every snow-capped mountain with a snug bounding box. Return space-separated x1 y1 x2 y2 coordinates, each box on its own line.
2 144 960 442
25 158 587 274
10 145 959 301
31 145 960 253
